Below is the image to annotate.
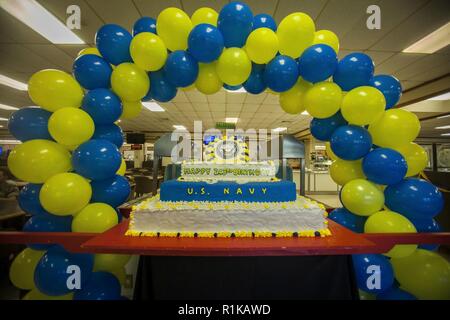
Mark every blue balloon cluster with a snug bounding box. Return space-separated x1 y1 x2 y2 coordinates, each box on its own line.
353 254 394 294
333 52 374 91
8 108 52 142
164 50 199 87
218 2 253 47
188 24 224 63
146 69 178 102
81 89 122 125
133 16 157 36
328 207 366 233
310 111 347 141
264 55 298 92
330 125 372 160
362 148 407 185
298 44 337 83
74 271 122 300
95 24 132 65
73 54 112 90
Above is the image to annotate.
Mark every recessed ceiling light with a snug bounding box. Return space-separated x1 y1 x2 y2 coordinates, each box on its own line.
403 22 450 54
225 87 246 93
142 101 165 112
173 125 186 130
0 0 85 44
0 74 28 91
437 114 450 119
0 103 19 111
435 125 450 130
225 117 238 123
428 92 450 101
0 125 3 128
273 127 287 132
441 133 450 136
0 117 9 121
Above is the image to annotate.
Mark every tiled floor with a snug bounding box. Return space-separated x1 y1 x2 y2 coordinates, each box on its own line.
307 194 341 209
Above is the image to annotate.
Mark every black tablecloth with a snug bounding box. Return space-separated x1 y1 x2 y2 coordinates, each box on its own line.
134 255 358 300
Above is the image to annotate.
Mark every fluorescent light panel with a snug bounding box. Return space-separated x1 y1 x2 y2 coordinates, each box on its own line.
403 22 450 54
225 117 238 123
428 92 450 101
0 139 21 144
273 127 287 132
0 103 19 111
225 87 246 93
173 125 186 130
435 125 450 130
437 114 450 119
0 0 84 44
0 117 9 121
0 74 28 91
142 101 165 112
441 133 450 136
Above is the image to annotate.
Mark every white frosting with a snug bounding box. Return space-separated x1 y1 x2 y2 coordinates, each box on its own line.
129 196 328 234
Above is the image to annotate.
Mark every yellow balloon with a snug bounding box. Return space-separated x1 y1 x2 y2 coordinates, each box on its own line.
28 69 84 112
216 48 252 86
9 248 45 290
40 173 92 216
23 289 73 300
330 159 365 186
182 83 196 91
368 109 420 148
326 142 338 161
156 7 192 51
359 290 376 300
72 203 118 233
245 28 279 64
394 142 428 177
279 78 312 114
130 32 167 71
304 82 342 118
191 7 218 26
121 100 143 119
364 210 417 258
195 62 223 95
341 86 386 125
391 249 450 300
48 107 94 146
111 63 150 101
8 140 72 183
77 47 101 57
116 158 126 176
277 12 315 58
341 179 384 216
313 30 339 54
94 254 131 272
266 88 278 95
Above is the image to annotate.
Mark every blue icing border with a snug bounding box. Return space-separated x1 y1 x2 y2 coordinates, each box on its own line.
160 180 297 202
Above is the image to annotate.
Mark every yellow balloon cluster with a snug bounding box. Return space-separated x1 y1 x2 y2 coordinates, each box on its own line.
391 249 450 300
191 7 218 26
9 248 44 290
304 82 342 118
394 142 428 177
364 210 417 258
39 173 92 216
8 140 72 183
330 159 365 186
368 109 420 148
340 179 384 216
72 203 118 233
279 78 312 114
121 100 143 119
130 32 167 71
313 30 339 53
341 86 386 125
245 28 279 64
111 63 150 101
277 12 315 58
216 48 252 86
195 62 223 94
28 69 84 112
48 107 94 146
157 7 192 51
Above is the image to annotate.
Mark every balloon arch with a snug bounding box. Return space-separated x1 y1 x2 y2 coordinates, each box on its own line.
7 2 448 300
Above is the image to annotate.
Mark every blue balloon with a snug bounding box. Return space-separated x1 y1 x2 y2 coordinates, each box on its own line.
95 24 132 65
330 125 372 160
34 246 93 296
218 1 253 47
132 16 156 36
252 13 276 31
310 111 347 141
72 139 122 181
74 272 121 300
188 24 224 63
91 175 131 208
410 217 441 251
72 54 112 90
164 50 199 87
243 63 266 94
264 55 299 92
362 148 407 185
333 52 374 91
81 89 122 125
370 75 402 109
384 178 444 219
353 254 394 294
377 287 417 300
8 108 52 142
18 184 48 216
23 215 72 250
147 70 178 102
298 44 337 83
92 124 124 148
328 207 366 233
223 84 242 91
